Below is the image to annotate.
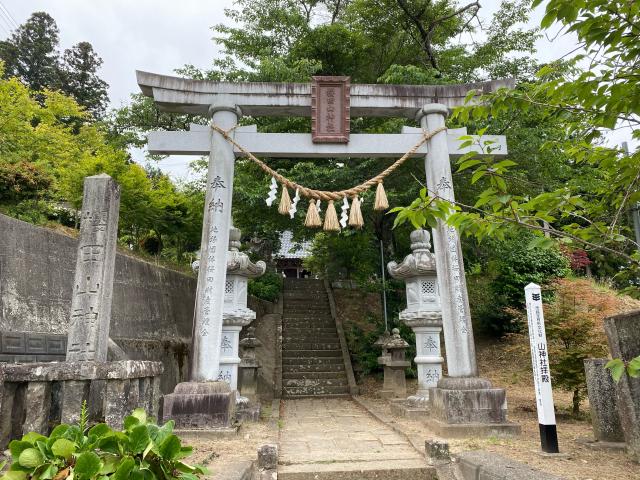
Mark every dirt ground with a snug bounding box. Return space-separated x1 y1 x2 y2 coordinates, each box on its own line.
178 406 278 475
358 333 640 480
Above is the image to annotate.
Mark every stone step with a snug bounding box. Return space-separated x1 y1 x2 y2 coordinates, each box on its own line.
283 315 333 320
283 342 340 351
278 460 433 480
284 326 337 332
282 371 347 380
282 350 343 358
283 362 345 372
283 336 339 343
283 377 348 388
282 385 350 397
282 357 344 366
283 323 336 329
282 318 336 333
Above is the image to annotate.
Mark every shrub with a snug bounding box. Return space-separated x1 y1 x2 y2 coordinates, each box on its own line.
0 404 206 480
248 271 283 303
475 233 570 336
544 279 612 415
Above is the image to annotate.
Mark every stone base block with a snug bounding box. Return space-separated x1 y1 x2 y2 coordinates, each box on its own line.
430 384 508 424
389 399 429 419
175 427 239 440
162 381 236 429
576 437 627 452
236 401 261 423
425 418 521 438
379 390 406 400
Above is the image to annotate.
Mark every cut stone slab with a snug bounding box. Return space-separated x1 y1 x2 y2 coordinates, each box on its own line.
584 358 624 443
278 459 436 480
456 450 564 480
161 381 236 429
604 311 640 461
278 398 434 480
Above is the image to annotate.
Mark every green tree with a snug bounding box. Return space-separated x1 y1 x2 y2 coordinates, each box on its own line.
60 42 109 117
394 0 640 290
0 11 60 91
0 11 109 117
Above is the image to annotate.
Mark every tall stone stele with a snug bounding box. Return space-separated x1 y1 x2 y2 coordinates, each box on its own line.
219 227 266 390
387 229 444 403
66 174 120 363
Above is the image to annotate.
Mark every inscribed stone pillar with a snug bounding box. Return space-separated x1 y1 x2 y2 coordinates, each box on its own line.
387 229 443 399
220 227 266 389
417 104 477 379
66 174 120 362
604 311 640 461
191 105 240 382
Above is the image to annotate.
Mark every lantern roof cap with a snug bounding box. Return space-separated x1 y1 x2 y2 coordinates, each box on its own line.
387 229 436 279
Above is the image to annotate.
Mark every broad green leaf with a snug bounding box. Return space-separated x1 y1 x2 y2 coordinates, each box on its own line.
112 457 135 480
9 441 34 460
605 358 625 382
22 433 47 445
128 425 151 454
627 356 640 378
51 439 75 461
1 471 27 480
18 448 44 469
158 435 181 460
38 464 58 480
123 416 140 431
130 409 147 425
88 424 111 438
73 452 101 479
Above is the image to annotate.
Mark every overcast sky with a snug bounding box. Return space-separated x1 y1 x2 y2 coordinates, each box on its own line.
1 1 630 179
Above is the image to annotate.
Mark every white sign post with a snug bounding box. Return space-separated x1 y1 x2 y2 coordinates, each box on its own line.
525 282 559 454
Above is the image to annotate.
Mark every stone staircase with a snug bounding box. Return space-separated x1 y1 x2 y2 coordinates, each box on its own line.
281 278 350 398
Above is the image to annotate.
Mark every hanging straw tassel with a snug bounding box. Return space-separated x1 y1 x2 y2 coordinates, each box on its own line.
278 185 291 215
323 200 341 232
304 199 322 228
374 181 389 211
348 196 364 229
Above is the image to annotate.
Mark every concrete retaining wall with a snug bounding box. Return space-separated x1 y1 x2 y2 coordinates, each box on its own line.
0 214 278 395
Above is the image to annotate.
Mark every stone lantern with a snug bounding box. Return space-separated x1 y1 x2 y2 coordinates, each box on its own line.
239 326 262 403
387 229 443 402
218 227 266 390
378 328 410 399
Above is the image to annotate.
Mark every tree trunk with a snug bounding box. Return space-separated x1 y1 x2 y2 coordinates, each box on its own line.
572 389 581 415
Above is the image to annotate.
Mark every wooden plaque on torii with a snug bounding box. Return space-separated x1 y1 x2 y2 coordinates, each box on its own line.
311 76 350 144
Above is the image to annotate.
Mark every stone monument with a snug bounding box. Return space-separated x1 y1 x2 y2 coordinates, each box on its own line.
66 174 120 362
604 311 640 461
584 358 625 449
239 326 262 403
0 174 163 447
378 328 410 399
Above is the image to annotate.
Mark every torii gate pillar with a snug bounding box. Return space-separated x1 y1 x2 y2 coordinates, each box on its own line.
161 103 241 429
418 104 478 379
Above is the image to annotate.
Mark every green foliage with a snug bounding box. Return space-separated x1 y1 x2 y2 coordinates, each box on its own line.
606 356 640 383
248 271 283 302
544 279 609 414
1 405 207 480
304 231 379 283
465 233 569 336
0 63 203 266
0 12 109 117
393 0 640 295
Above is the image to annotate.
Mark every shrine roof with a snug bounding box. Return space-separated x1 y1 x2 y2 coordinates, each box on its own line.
276 231 312 259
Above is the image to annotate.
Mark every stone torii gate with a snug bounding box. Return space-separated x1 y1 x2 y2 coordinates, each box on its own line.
138 71 514 430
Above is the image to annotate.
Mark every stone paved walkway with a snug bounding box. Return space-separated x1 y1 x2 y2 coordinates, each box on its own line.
278 398 432 479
